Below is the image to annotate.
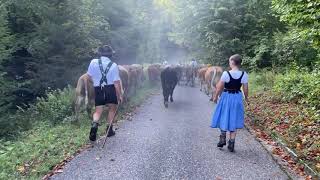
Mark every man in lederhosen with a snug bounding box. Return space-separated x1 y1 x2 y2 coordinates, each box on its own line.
87 45 123 141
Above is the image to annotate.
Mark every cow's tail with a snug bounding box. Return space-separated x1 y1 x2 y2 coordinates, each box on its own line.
120 79 124 96
83 76 89 106
210 68 217 90
160 72 165 89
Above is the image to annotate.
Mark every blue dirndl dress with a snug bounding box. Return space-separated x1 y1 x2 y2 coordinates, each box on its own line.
211 71 245 132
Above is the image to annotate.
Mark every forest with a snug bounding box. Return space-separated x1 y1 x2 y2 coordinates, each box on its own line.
0 0 319 179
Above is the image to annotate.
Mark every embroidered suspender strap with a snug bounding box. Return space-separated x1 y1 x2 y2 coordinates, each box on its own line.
227 71 232 79
98 58 114 87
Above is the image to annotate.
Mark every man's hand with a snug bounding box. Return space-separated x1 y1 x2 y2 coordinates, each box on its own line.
118 95 123 104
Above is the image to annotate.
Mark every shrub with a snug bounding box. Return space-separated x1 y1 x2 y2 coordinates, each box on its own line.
0 87 74 138
249 70 276 93
33 87 74 124
273 69 320 111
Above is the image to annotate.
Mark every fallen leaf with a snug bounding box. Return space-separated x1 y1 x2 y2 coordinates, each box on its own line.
305 175 312 180
17 166 25 173
55 169 63 173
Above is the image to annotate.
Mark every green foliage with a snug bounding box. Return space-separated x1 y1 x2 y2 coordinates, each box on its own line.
33 88 74 124
0 73 16 114
272 31 319 68
169 0 286 67
274 69 320 110
0 3 14 63
0 87 74 137
0 81 158 179
169 0 319 73
0 121 90 179
0 0 172 119
248 70 276 93
0 0 104 112
272 0 320 48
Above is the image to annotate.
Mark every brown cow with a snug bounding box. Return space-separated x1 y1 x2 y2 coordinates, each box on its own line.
131 64 144 87
147 64 161 83
123 65 138 96
198 67 209 92
185 65 198 87
118 65 129 102
74 73 95 121
204 66 223 100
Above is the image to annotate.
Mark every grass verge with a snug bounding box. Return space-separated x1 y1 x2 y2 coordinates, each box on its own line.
246 92 319 177
0 82 158 179
246 71 319 178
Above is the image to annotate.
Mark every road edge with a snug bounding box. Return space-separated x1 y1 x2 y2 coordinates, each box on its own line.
43 85 160 180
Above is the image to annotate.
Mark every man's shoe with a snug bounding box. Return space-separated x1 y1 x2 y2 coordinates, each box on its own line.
106 125 116 137
89 122 99 141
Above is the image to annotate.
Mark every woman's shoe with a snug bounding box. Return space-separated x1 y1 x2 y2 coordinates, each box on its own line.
217 134 226 147
228 140 235 152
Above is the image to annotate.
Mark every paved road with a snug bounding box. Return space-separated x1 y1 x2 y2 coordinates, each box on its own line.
52 86 288 180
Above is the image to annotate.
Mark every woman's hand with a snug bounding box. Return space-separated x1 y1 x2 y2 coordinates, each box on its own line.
243 83 249 106
245 97 249 106
213 80 224 104
213 96 219 104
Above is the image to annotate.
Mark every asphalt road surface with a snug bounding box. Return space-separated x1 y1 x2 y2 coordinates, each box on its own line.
52 86 288 180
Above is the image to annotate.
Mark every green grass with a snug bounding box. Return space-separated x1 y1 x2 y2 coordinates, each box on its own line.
0 82 159 179
248 70 275 94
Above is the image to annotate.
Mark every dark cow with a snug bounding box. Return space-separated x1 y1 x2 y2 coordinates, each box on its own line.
161 66 178 108
173 65 183 85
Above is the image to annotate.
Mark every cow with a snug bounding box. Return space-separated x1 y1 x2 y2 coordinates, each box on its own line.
204 66 223 100
123 65 138 96
172 65 183 85
74 73 95 121
147 64 161 83
198 67 209 92
131 64 144 87
118 65 129 102
161 66 178 108
185 65 197 87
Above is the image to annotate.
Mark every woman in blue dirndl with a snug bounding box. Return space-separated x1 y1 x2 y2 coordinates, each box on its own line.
211 54 249 152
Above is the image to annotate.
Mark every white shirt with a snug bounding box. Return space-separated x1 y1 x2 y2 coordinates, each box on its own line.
220 70 249 84
191 61 197 67
87 56 120 87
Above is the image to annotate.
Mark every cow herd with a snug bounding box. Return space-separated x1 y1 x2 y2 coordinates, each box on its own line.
158 64 223 108
74 63 224 120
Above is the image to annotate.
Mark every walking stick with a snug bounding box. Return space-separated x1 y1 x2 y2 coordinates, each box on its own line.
101 104 120 149
95 103 121 160
101 89 125 149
